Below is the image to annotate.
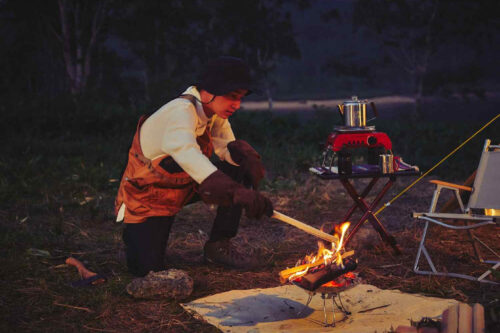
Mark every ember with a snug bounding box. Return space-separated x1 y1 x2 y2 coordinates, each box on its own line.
279 222 358 291
322 271 357 288
291 258 358 291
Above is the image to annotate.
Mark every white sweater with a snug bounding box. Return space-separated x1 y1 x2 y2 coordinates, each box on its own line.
139 86 238 184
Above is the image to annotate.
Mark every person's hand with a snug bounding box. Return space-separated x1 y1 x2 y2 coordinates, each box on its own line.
227 140 265 189
233 188 273 219
198 170 239 206
198 170 273 219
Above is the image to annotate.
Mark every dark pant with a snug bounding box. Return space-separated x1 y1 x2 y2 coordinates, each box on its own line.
122 161 246 276
123 216 174 277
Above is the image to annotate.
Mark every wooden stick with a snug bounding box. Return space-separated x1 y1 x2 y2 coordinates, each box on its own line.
357 304 391 313
279 250 354 283
272 211 339 243
53 301 93 313
82 326 116 332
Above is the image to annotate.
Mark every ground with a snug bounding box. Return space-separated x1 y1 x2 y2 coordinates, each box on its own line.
1 92 499 332
2 174 499 332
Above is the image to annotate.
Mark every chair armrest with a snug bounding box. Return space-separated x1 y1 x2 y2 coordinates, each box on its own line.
429 180 472 192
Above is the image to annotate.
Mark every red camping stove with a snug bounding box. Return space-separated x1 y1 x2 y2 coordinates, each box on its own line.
326 128 392 152
322 125 393 175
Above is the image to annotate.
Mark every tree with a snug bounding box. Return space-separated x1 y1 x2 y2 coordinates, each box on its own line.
350 0 499 115
0 0 61 97
1 0 307 103
204 0 304 110
0 0 113 97
55 0 111 95
113 0 306 107
111 0 209 104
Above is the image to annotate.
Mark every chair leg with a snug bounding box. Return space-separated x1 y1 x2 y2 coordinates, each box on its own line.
414 218 499 284
414 187 441 275
429 188 441 213
414 221 438 274
414 183 499 284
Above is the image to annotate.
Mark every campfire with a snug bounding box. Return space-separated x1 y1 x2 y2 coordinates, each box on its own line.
279 222 358 292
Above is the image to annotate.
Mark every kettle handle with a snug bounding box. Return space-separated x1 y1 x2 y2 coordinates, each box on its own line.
337 104 344 120
367 101 379 122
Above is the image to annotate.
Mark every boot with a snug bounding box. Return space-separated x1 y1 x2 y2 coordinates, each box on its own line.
204 238 261 269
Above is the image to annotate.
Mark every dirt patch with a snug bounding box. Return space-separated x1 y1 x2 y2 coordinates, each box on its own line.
241 95 415 112
1 175 499 332
241 92 500 122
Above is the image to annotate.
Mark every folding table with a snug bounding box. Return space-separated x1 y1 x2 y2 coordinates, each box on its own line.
311 166 420 255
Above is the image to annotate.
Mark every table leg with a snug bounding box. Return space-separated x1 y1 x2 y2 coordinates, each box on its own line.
341 178 401 255
341 177 379 222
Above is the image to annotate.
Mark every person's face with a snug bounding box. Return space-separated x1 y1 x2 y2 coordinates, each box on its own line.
204 89 248 119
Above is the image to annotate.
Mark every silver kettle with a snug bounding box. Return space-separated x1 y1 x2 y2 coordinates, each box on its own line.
337 96 378 127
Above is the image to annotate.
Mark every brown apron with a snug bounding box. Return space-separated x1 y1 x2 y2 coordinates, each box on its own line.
115 98 213 223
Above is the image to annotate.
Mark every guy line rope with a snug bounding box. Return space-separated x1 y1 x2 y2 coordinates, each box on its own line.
373 113 500 217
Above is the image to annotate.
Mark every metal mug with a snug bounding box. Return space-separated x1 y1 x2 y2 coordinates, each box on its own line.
379 154 394 174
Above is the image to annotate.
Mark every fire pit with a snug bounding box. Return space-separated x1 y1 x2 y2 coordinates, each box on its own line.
293 270 360 327
279 222 360 327
291 258 358 292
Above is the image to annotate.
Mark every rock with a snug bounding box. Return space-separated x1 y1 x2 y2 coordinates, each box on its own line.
126 269 193 300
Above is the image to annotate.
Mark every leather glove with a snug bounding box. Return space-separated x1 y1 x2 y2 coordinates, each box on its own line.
198 170 273 219
198 170 239 206
233 187 273 219
227 140 265 189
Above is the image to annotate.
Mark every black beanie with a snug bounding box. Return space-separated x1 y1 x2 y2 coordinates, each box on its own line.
198 56 256 96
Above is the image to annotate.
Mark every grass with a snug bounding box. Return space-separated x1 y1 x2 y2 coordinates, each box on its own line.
231 109 499 182
2 95 497 204
1 95 499 331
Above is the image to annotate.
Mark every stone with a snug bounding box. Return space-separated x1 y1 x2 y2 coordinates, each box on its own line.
126 269 193 300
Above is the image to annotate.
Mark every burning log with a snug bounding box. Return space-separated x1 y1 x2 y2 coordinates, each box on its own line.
291 258 358 291
278 221 359 293
279 250 354 283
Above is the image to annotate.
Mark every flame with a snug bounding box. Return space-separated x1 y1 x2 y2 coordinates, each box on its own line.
287 222 351 282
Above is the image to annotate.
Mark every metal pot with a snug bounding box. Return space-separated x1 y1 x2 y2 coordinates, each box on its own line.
337 96 378 127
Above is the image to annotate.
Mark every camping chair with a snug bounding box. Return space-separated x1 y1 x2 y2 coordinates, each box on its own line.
412 139 500 284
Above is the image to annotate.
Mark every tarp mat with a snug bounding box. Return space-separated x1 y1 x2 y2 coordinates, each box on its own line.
181 284 459 333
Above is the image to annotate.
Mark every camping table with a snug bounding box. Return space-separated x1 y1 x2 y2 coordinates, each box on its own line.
312 167 420 255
